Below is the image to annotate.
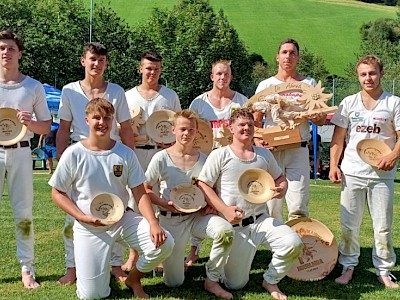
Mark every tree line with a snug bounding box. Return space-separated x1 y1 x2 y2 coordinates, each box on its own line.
0 0 398 107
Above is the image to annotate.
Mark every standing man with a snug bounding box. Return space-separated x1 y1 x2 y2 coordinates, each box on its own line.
125 51 181 171
49 98 174 299
198 108 303 300
189 59 248 145
329 55 400 288
56 42 135 284
186 59 247 265
0 29 52 289
123 51 181 271
254 38 325 221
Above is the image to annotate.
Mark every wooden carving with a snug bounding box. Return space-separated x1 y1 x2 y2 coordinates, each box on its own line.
130 107 148 144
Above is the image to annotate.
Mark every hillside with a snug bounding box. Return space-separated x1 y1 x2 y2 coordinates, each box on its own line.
97 0 397 76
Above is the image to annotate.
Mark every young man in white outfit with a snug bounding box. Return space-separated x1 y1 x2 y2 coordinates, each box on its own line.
186 59 247 265
254 38 325 221
56 42 135 284
0 29 52 289
125 51 181 171
144 110 234 299
124 51 181 271
49 98 174 300
198 108 303 300
329 55 400 288
189 60 248 143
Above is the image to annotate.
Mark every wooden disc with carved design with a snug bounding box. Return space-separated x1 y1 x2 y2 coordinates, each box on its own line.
0 108 27 146
193 119 213 155
286 217 338 281
145 109 176 144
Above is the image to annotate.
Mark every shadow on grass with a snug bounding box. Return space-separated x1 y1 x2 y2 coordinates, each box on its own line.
37 246 400 299
248 247 396 300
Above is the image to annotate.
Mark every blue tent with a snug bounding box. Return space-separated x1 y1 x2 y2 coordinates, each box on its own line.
43 83 61 127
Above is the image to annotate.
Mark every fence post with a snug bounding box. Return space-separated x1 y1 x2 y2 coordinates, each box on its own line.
393 79 395 95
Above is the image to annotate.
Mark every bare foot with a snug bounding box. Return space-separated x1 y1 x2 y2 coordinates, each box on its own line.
22 271 40 289
121 249 139 272
57 267 76 285
262 280 287 300
335 269 353 285
204 278 233 299
111 266 127 282
154 263 163 273
378 275 400 288
125 268 149 299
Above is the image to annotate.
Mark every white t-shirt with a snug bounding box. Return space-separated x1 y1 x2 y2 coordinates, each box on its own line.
59 81 131 142
189 91 248 139
198 146 282 218
145 149 207 202
125 85 181 142
0 76 51 140
331 91 400 179
48 141 145 216
255 76 317 141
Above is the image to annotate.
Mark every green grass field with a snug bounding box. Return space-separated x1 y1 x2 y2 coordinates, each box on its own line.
95 0 397 77
1 172 400 299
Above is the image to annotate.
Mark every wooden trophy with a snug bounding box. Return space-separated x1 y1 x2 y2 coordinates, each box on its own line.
245 81 337 149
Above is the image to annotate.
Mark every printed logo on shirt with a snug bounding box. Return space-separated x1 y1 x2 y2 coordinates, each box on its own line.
351 112 363 122
355 124 381 134
113 165 123 177
210 119 229 129
373 117 387 122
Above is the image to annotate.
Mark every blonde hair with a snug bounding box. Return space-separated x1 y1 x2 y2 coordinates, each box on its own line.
85 98 115 116
356 55 383 73
173 109 199 128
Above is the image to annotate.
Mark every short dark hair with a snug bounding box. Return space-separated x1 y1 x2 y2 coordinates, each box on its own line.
83 42 108 57
0 29 23 51
356 55 384 73
140 51 162 63
229 108 254 125
278 38 299 54
85 98 115 116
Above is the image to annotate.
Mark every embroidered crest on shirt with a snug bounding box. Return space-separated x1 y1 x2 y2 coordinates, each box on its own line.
113 165 123 177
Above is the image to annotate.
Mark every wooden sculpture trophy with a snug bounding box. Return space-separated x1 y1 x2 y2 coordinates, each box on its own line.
245 81 337 149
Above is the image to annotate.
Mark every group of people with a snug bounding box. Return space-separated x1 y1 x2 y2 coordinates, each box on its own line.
1 27 400 300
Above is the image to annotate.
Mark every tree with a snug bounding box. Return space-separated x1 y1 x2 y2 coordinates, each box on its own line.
0 0 137 89
346 17 400 79
130 0 252 107
297 47 330 81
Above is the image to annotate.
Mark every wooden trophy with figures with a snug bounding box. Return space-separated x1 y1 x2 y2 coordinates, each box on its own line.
245 81 337 149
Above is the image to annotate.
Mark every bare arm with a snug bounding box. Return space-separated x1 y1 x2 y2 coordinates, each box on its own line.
132 183 167 248
119 120 135 150
17 111 51 135
51 188 103 226
38 134 44 148
377 130 400 171
198 180 243 224
56 119 72 160
270 173 288 199
329 126 347 184
143 182 179 213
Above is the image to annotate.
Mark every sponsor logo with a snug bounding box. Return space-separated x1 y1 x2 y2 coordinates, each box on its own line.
355 124 381 134
210 119 229 129
373 117 387 122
